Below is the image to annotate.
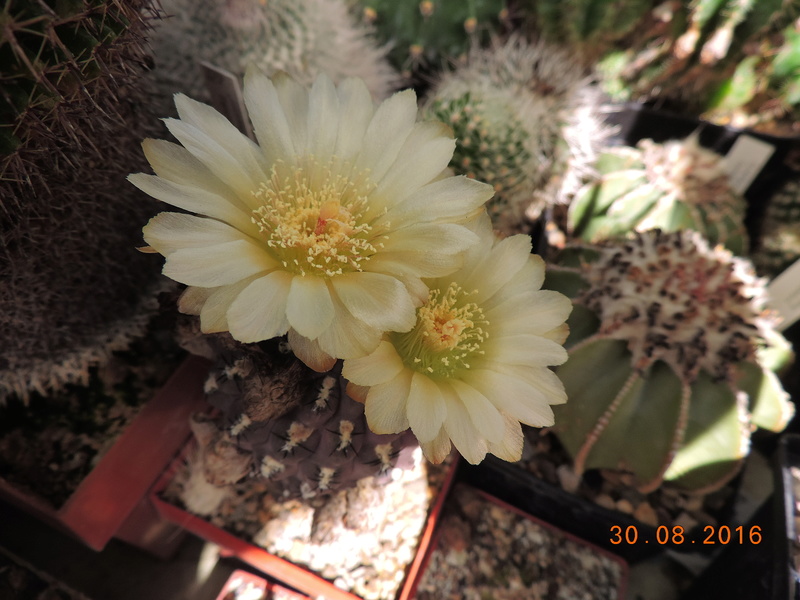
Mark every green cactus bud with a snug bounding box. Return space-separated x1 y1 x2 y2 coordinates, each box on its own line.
0 0 165 401
423 35 610 234
548 229 794 493
357 0 507 79
149 0 400 105
568 135 749 254
753 178 800 279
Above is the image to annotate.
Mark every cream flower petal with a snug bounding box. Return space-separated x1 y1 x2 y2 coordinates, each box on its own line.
468 368 556 427
287 330 337 373
506 364 569 406
178 286 213 315
226 271 294 342
273 72 310 154
334 78 375 162
364 249 466 280
173 94 267 185
163 240 275 287
480 257 547 312
355 89 418 182
485 334 569 367
306 75 340 159
381 223 479 255
440 387 489 465
448 379 505 445
365 369 412 434
143 212 249 256
342 340 406 386
407 373 447 443
315 295 383 359
487 290 573 335
374 176 492 230
331 272 417 332
286 275 335 339
200 276 260 333
487 415 525 463
419 428 453 464
128 174 255 234
164 118 262 200
243 67 297 161
460 234 533 304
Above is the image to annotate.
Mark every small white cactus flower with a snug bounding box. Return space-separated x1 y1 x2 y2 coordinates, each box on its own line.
343 214 573 464
131 70 493 370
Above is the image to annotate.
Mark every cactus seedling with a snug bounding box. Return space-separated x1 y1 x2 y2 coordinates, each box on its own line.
547 229 793 493
568 135 749 255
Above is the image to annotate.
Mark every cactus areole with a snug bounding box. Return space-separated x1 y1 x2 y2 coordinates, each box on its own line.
549 229 794 493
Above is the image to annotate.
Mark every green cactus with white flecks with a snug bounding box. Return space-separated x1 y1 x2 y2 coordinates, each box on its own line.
149 0 400 106
180 334 417 505
568 135 749 255
423 35 610 234
546 229 794 493
358 0 508 80
0 0 164 401
753 178 800 279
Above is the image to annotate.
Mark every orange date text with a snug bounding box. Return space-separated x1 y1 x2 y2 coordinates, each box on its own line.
609 525 762 545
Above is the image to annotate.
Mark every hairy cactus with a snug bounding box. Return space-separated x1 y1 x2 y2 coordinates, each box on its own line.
181 334 417 505
753 178 800 279
149 0 400 105
547 229 794 493
423 35 609 234
358 0 508 79
1 0 164 401
568 135 749 255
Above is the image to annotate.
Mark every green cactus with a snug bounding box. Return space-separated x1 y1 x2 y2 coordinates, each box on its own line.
423 35 610 234
149 0 400 105
181 333 417 503
568 135 749 255
546 229 794 493
358 0 508 79
753 178 800 279
0 0 165 401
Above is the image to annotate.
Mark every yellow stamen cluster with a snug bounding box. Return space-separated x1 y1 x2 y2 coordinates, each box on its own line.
251 158 379 277
393 282 489 377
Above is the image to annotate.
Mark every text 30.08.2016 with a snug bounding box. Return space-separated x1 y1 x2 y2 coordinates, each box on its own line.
610 525 762 546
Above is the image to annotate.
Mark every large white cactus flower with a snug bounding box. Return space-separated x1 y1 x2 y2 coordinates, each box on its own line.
343 214 573 464
130 70 493 370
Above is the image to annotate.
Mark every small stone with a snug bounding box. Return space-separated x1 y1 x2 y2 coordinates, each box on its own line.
616 499 634 514
634 502 659 527
557 464 581 493
595 494 616 511
683 495 704 512
673 511 698 532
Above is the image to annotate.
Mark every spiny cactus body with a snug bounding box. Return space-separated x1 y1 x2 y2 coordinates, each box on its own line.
568 135 749 254
424 35 609 234
1 0 164 401
753 178 800 279
547 229 793 493
183 335 417 505
149 0 400 104
359 0 508 79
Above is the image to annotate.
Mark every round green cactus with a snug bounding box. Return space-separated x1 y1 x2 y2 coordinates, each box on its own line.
423 35 609 234
568 135 749 255
547 229 794 493
753 178 800 279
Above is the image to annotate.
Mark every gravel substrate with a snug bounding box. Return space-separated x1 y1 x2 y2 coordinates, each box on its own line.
415 484 627 600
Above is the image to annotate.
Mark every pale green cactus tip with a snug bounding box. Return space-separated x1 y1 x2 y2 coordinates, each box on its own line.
546 228 794 494
568 134 749 255
358 0 508 78
423 34 610 234
149 0 401 104
753 178 800 279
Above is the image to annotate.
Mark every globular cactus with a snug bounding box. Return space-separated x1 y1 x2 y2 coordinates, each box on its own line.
149 0 400 105
180 334 417 506
0 0 164 401
546 229 794 493
568 135 749 255
753 178 800 279
358 0 508 79
596 0 800 118
423 35 610 234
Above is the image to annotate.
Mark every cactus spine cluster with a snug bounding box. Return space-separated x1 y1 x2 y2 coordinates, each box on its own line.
423 35 609 233
182 334 417 504
1 0 164 401
149 0 400 104
753 178 800 279
568 135 749 255
547 229 793 493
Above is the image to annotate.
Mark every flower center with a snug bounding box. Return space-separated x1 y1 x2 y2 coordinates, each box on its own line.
251 158 378 277
393 283 489 378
